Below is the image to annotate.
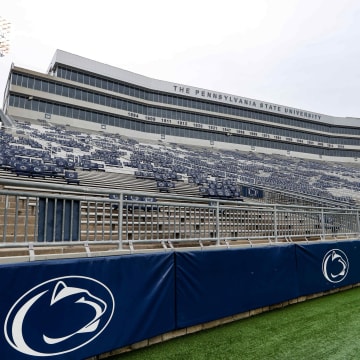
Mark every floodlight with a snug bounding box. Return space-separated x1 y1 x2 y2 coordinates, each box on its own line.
0 17 11 57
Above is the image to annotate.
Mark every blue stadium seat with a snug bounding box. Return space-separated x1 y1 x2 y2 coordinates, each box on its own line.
65 171 80 185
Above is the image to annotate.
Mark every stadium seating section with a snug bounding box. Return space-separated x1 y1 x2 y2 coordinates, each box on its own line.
0 117 359 207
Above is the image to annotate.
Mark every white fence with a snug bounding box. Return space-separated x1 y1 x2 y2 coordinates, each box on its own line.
0 179 359 261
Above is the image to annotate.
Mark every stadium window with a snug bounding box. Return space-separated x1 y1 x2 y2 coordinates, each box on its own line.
71 107 78 118
147 107 154 117
73 88 81 101
23 76 31 89
98 78 104 90
62 86 70 98
69 71 77 82
20 74 27 87
117 99 124 110
113 82 120 93
56 67 63 78
24 97 33 110
78 109 85 119
77 73 84 84
8 95 15 107
115 83 121 94
64 69 71 80
59 105 66 117
41 80 49 93
84 74 91 85
88 75 95 87
99 95 105 106
51 104 59 116
83 109 90 121
9 95 16 108
45 82 54 96
63 69 69 80
38 101 46 113
111 81 118 93
54 84 62 96
90 111 96 122
11 73 18 85
100 79 107 90
122 84 129 96
103 96 110 107
65 107 72 118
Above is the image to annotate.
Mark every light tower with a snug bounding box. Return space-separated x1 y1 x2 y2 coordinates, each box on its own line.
0 17 10 57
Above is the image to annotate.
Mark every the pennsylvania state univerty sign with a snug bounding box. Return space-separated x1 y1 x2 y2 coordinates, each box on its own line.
173 84 322 121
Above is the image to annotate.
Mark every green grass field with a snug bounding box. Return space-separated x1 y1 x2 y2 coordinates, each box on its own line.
108 286 360 360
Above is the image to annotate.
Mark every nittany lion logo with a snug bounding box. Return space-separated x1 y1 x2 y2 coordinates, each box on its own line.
322 249 349 283
4 276 115 357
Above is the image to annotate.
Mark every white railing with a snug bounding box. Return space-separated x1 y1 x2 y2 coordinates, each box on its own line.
0 178 359 261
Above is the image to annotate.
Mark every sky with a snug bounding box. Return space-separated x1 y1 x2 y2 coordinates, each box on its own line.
1 0 360 118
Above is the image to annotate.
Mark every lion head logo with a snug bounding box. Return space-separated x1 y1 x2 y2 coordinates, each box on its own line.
4 276 115 356
322 249 349 283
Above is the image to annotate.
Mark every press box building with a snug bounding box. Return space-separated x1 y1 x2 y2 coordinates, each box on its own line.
3 49 360 162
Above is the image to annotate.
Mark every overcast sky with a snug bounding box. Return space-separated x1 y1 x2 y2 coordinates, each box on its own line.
1 0 360 118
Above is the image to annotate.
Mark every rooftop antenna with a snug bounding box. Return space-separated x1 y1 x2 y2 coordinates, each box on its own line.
0 17 11 57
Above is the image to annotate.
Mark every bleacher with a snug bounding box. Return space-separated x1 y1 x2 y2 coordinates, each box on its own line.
0 116 360 261
1 117 360 207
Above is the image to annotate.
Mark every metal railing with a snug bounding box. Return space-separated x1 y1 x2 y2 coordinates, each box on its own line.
0 178 359 260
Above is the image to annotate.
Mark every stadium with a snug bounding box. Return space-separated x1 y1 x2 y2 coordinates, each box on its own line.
1 50 360 359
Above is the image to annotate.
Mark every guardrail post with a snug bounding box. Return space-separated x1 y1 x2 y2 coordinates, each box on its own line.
118 193 124 250
216 201 220 246
320 208 326 240
274 205 278 243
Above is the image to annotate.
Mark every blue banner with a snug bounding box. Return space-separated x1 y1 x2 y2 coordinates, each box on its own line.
175 245 298 328
296 241 360 296
38 198 80 241
241 186 264 198
2 241 360 359
0 253 175 360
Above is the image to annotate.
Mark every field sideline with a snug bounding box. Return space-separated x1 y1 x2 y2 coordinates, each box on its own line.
108 286 360 360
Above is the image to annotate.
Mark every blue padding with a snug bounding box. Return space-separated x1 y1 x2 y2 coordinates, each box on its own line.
0 253 175 360
38 198 80 241
241 186 264 198
176 245 298 328
296 241 360 296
